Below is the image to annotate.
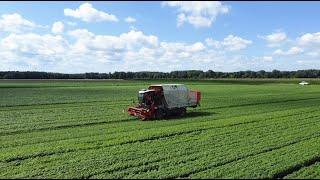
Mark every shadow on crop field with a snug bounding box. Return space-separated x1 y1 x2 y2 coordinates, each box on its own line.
162 111 215 121
130 111 216 121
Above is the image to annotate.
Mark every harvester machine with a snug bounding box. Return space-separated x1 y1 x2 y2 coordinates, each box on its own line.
127 84 201 120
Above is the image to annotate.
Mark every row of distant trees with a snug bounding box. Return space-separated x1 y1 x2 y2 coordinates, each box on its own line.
1 70 320 79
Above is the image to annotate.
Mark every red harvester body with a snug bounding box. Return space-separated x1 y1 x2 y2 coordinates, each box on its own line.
127 84 201 120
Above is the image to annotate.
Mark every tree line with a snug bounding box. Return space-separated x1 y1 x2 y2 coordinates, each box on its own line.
1 69 320 79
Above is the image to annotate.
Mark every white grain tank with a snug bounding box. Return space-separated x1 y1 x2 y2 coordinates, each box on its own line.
161 84 189 109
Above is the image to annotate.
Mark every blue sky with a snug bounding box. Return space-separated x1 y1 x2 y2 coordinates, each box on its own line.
0 1 320 73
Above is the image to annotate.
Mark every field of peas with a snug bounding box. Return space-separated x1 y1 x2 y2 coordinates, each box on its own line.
1 79 320 178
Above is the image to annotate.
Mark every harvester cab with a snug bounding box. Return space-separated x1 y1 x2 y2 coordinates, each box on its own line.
127 84 201 120
138 89 157 108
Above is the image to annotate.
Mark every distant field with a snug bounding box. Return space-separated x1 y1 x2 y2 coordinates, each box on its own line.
1 79 320 178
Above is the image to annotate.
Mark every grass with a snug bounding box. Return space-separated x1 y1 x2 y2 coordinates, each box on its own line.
1 79 320 178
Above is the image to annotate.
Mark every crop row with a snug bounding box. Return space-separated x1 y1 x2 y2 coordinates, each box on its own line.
1 83 319 108
2 81 320 178
284 162 320 179
1 106 320 178
2 92 320 137
101 116 320 179
1 105 319 162
189 136 320 179
3 115 320 179
2 101 319 142
0 86 137 107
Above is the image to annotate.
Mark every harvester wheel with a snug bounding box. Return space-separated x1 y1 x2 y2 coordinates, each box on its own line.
180 108 186 117
141 116 147 121
156 108 166 119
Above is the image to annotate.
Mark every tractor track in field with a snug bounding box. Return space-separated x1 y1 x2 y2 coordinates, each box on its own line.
2 93 315 112
2 97 320 137
0 108 311 160
1 116 284 163
0 99 131 109
2 106 319 152
202 91 320 100
2 107 320 171
3 110 320 164
178 133 320 179
2 103 319 138
202 97 320 111
2 92 319 112
273 156 320 179
3 118 320 177
0 118 134 136
84 116 319 178
2 81 320 178
86 118 320 179
129 120 320 179
0 102 129 112
0 110 289 149
0 112 128 127
8 117 316 179
3 104 319 140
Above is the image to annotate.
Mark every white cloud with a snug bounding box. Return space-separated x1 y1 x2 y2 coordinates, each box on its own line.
205 38 220 48
0 13 37 33
64 30 254 72
297 32 320 46
293 32 320 59
64 3 118 22
221 35 252 51
288 47 304 55
125 16 136 23
206 35 252 51
296 60 319 66
177 13 186 27
273 49 283 55
273 47 304 56
0 32 69 71
51 21 64 34
66 21 77 26
5 27 319 73
306 51 319 57
162 1 229 28
261 56 273 61
188 42 205 52
151 42 205 58
1 29 251 72
67 29 158 57
265 32 287 43
1 33 67 56
260 31 287 47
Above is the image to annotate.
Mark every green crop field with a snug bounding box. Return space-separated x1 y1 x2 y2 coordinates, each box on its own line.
1 79 320 179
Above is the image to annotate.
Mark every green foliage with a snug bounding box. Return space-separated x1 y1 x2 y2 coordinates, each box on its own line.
285 162 320 179
1 79 320 178
2 69 320 79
